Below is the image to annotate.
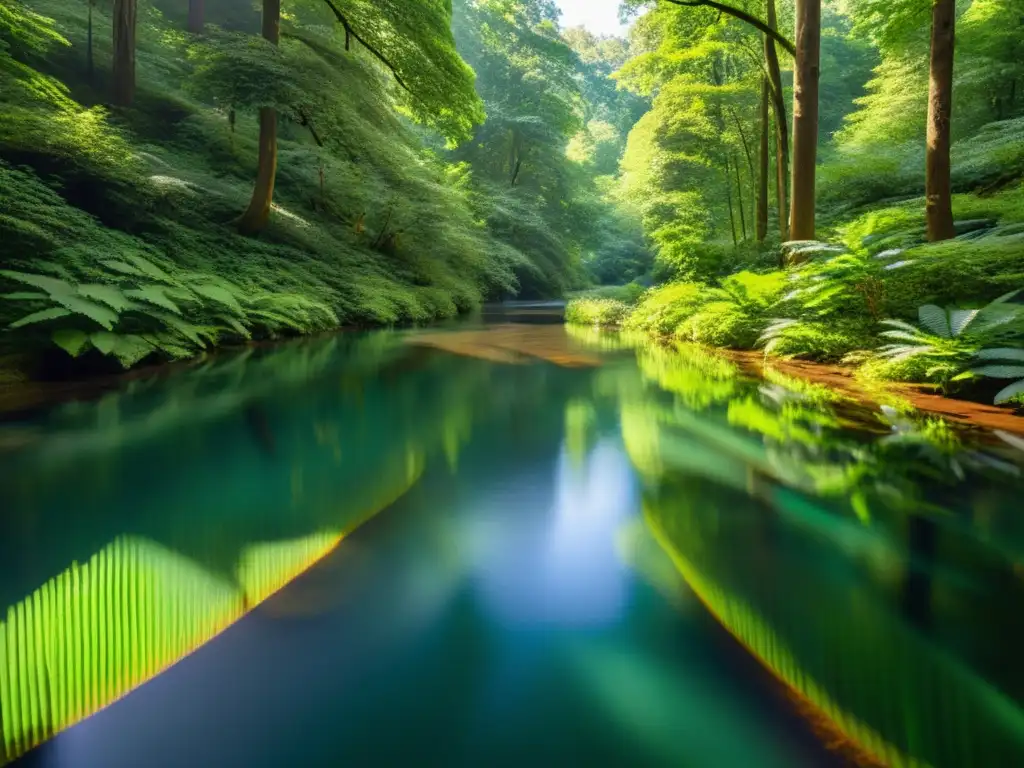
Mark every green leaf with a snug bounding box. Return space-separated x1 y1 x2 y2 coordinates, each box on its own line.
218 314 252 339
948 309 980 337
0 269 71 295
141 333 196 360
879 330 926 344
100 259 143 276
976 347 1024 362
918 305 950 338
52 295 118 329
2 292 48 300
994 379 1024 405
972 365 1024 379
112 335 155 368
189 281 245 313
8 307 72 328
52 329 91 357
78 283 138 312
90 331 117 355
880 319 921 334
125 254 177 284
151 311 205 347
124 285 182 314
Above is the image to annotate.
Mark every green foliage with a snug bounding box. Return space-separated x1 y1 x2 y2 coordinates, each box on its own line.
625 282 710 335
861 293 1024 387
571 282 647 304
564 297 631 327
969 347 1024 404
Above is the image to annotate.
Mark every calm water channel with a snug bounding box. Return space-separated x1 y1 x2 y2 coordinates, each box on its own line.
3 317 1024 767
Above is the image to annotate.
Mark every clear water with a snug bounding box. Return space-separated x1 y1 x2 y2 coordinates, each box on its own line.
3 322 1024 767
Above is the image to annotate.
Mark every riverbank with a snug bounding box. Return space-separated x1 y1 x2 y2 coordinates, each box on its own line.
568 185 1024 412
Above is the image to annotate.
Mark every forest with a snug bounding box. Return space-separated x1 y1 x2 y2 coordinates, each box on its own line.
0 0 1023 404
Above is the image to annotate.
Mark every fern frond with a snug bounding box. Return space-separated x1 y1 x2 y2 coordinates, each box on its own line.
918 305 950 337
8 307 72 328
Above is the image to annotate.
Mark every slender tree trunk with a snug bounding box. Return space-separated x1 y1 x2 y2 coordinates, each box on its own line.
87 0 95 84
238 0 282 235
926 0 956 242
790 0 820 241
730 108 757 229
188 0 205 34
756 77 770 242
112 0 137 106
765 0 789 240
725 156 738 246
733 154 747 241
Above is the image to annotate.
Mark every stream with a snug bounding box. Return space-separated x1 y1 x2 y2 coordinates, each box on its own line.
2 317 1024 767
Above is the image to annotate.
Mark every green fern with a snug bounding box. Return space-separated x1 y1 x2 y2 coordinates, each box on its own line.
970 348 1024 404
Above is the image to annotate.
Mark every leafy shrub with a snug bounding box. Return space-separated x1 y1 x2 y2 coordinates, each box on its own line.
758 318 877 361
882 237 1024 314
678 300 759 347
861 293 1023 387
571 281 647 305
625 281 710 335
564 298 631 326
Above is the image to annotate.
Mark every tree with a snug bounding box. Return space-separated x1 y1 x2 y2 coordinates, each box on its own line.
112 0 137 106
925 0 956 241
237 0 485 236
764 0 788 239
789 0 820 240
237 0 281 235
756 76 769 241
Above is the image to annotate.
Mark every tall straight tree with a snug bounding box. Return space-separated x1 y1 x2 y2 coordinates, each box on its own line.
237 0 281 235
111 0 137 105
764 0 788 239
756 76 769 242
789 0 820 240
926 0 956 241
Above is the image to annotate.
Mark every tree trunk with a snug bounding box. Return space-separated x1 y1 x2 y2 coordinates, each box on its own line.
238 0 282 236
733 154 747 241
112 0 137 106
790 0 820 241
764 0 789 240
725 156 738 246
756 77 770 242
188 0 205 34
87 0 95 84
926 0 956 242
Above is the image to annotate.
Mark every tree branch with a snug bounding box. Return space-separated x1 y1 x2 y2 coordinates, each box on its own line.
659 0 795 56
296 108 324 147
321 0 410 92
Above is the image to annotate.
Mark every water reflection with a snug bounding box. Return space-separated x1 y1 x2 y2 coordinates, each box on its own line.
3 327 1024 767
615 336 1024 767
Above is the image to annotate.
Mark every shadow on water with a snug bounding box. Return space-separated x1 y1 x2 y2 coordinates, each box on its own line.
3 325 1024 766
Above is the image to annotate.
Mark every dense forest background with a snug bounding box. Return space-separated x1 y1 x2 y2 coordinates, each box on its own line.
1 0 1023 391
